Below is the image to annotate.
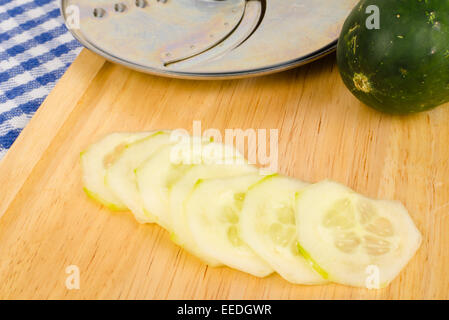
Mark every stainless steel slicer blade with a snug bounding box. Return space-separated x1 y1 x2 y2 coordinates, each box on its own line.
60 0 358 79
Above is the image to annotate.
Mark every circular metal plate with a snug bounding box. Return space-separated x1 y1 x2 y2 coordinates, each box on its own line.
61 0 359 79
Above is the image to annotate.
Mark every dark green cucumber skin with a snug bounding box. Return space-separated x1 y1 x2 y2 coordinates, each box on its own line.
337 0 449 114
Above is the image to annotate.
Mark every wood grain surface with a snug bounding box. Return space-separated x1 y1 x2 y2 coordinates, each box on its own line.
0 49 448 299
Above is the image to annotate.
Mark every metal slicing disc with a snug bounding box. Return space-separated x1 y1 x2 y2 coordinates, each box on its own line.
61 0 359 79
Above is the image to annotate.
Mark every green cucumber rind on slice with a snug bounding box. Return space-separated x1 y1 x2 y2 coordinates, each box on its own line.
80 132 152 211
295 180 422 288
105 131 173 224
240 175 328 284
185 174 274 277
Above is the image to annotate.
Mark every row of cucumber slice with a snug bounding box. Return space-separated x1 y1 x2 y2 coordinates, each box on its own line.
81 131 422 288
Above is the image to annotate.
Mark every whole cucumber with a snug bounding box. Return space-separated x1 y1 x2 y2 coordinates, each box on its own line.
337 0 449 114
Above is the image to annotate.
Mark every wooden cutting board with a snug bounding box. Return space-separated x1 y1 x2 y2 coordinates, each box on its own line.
0 49 448 299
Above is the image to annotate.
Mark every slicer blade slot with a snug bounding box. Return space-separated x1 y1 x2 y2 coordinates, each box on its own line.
159 0 247 65
165 0 263 69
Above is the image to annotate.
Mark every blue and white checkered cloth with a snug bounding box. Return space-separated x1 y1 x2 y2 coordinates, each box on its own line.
0 0 82 160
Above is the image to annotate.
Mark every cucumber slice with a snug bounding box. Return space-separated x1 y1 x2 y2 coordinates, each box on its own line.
170 162 258 266
240 175 327 284
135 138 205 230
106 131 173 223
295 180 422 288
81 132 151 211
186 174 274 277
136 145 190 230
